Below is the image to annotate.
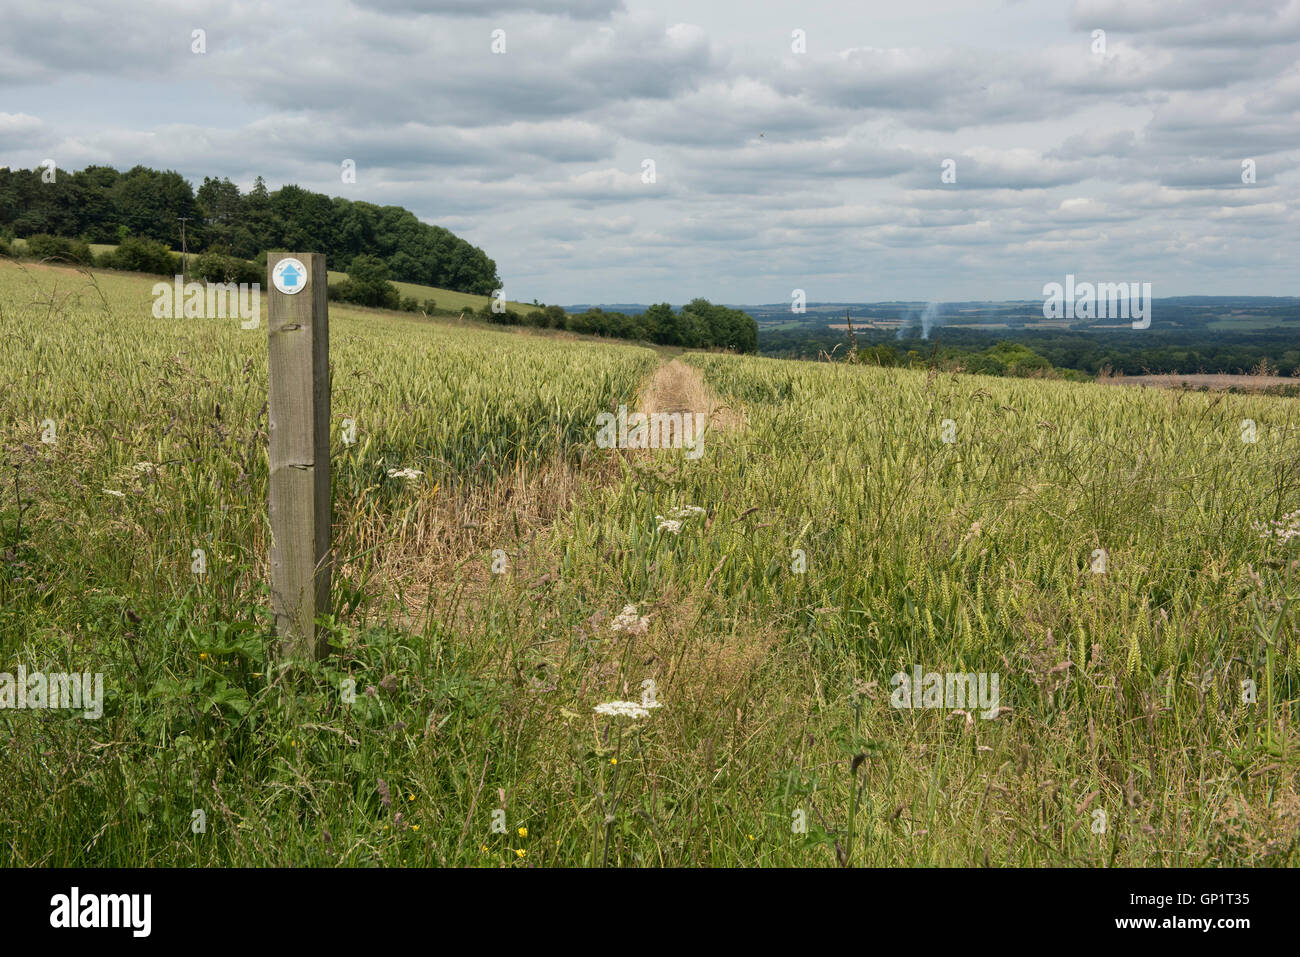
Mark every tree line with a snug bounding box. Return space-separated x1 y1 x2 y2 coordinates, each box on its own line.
333 255 759 353
0 164 501 295
475 299 758 353
325 257 760 354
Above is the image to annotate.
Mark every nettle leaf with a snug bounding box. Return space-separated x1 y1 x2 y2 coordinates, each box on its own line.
188 619 267 661
206 684 251 716
147 676 187 701
799 826 837 851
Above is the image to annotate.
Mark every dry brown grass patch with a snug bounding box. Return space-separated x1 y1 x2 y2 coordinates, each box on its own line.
352 355 751 703
343 452 622 631
583 592 778 718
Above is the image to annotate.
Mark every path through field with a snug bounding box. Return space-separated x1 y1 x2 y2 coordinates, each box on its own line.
637 356 744 434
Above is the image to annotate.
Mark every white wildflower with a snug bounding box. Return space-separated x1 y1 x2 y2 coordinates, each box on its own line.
386 467 423 481
657 505 705 533
134 461 156 473
668 505 706 520
103 489 125 498
610 604 649 636
594 700 652 720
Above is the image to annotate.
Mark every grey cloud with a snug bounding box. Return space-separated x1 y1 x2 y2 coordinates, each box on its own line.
1068 0 1300 47
350 0 624 19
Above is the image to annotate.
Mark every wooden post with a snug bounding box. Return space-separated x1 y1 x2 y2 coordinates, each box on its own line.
268 252 331 660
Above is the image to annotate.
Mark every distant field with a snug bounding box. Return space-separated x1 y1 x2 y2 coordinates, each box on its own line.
8 238 117 258
1106 373 1299 392
1208 316 1297 331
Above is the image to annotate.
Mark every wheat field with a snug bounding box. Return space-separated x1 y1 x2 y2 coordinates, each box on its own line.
1 259 1297 866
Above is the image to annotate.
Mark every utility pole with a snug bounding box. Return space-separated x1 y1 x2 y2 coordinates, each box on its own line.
177 216 191 282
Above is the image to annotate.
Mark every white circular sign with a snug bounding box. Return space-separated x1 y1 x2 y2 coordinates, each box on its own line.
272 257 308 295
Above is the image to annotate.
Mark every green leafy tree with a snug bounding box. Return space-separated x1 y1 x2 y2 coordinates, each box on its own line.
108 166 199 245
101 236 179 275
332 254 400 309
25 234 93 265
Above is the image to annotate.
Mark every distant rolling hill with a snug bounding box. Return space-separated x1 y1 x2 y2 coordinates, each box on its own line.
7 238 540 315
325 271 540 315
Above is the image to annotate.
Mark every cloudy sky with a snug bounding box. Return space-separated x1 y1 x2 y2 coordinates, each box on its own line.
2 0 1298 304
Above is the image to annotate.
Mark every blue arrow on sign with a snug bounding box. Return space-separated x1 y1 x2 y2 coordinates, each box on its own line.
280 264 302 286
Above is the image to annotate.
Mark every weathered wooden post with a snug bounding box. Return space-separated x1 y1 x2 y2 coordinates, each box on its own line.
267 252 331 660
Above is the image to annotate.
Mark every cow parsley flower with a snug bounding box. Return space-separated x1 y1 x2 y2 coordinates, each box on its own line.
610 604 649 636
668 505 706 519
594 700 652 719
657 505 706 533
386 467 423 481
